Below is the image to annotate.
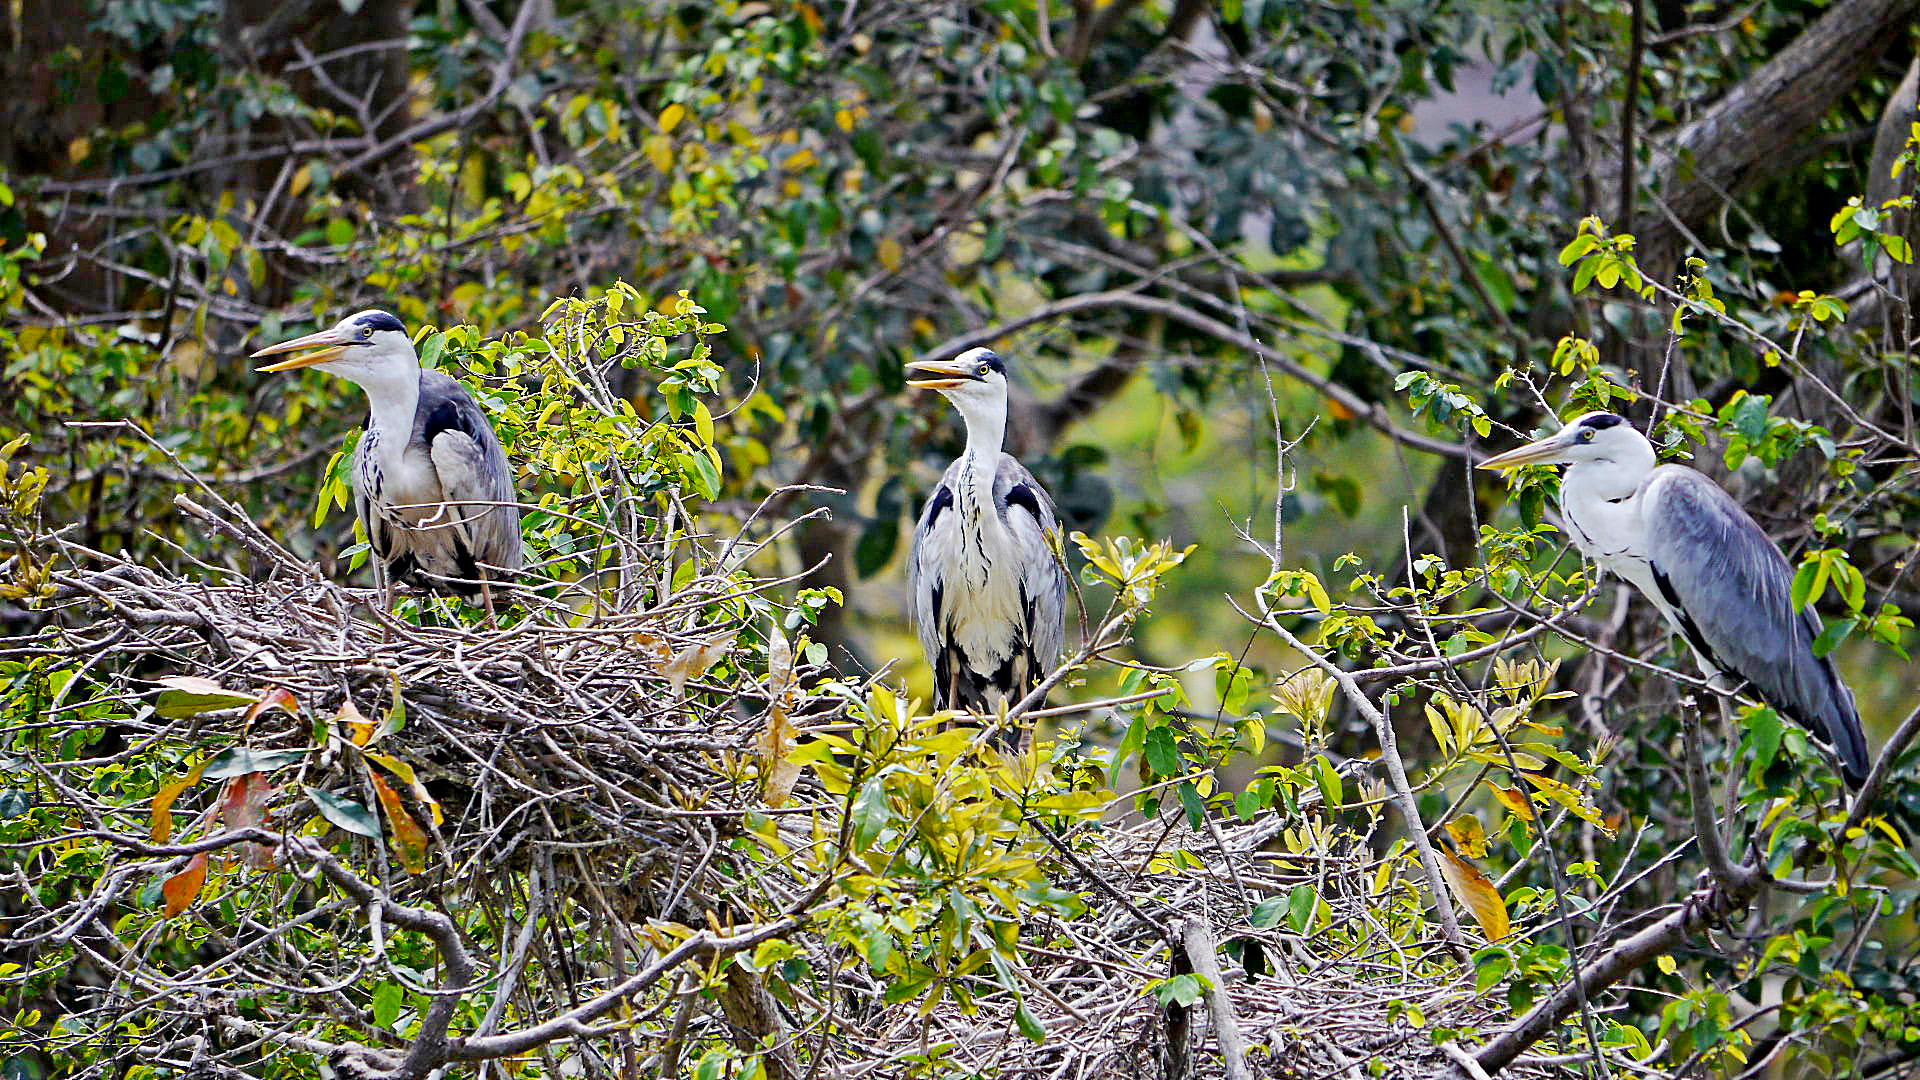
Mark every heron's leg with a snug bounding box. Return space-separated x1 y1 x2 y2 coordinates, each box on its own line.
479 578 499 629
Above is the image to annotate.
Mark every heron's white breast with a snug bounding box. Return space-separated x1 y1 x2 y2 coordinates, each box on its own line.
923 463 1028 666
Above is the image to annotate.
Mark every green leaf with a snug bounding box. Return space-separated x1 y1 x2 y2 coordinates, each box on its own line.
1248 897 1287 928
0 789 30 818
1571 256 1598 293
1015 1000 1046 1043
1153 973 1204 1008
201 747 306 779
372 982 403 1029
154 676 259 718
1743 707 1783 772
1883 234 1915 264
307 787 381 838
1812 616 1857 658
1313 755 1342 809
1473 947 1512 992
851 777 889 850
1177 781 1206 829
1286 883 1317 934
1143 727 1182 776
1557 234 1597 267
1791 559 1824 612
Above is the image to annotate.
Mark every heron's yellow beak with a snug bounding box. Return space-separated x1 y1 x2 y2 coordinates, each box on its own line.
1477 432 1575 471
904 358 976 390
251 327 352 372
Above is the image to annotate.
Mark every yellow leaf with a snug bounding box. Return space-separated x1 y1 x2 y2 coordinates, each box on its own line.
785 147 817 172
1437 842 1509 941
646 135 674 173
877 236 903 272
369 773 430 874
835 108 855 133
1444 815 1488 860
1489 784 1535 822
288 163 312 200
162 852 209 916
68 137 90 164
659 103 687 133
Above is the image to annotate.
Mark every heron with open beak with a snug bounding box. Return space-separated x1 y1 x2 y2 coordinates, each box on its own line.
904 347 1067 745
1481 411 1868 786
253 309 522 610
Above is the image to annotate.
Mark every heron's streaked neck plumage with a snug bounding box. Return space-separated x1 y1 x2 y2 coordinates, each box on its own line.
331 354 424 464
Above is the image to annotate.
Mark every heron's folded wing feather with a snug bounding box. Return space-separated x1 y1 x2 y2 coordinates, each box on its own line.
1642 467 1866 779
421 375 523 573
996 455 1067 674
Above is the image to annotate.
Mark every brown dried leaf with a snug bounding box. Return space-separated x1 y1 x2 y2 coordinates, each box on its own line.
665 636 730 696
1437 841 1509 942
369 772 430 875
149 758 208 843
162 852 209 916
756 707 800 809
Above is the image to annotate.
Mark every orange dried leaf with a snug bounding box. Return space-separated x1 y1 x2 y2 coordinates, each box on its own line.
1437 842 1509 942
369 772 430 875
337 700 378 747
217 773 278 868
162 852 209 916
365 752 443 826
150 758 208 843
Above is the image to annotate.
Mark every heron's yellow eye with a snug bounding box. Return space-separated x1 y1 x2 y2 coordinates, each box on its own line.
977 363 990 375
362 326 373 338
1579 429 1594 442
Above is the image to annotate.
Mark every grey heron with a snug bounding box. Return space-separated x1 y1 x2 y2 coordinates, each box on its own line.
1480 411 1869 787
253 310 522 610
905 348 1068 741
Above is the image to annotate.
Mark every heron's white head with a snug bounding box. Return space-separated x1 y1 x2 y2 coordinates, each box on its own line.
1478 412 1655 474
905 347 1010 447
252 310 420 396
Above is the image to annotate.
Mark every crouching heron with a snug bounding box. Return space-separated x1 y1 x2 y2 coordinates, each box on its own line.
253 310 522 610
905 348 1067 744
1481 411 1869 787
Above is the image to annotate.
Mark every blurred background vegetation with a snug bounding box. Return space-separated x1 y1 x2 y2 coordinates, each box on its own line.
6 0 1920 1074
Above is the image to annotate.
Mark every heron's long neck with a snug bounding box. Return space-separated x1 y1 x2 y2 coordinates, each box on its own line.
954 397 1009 546
1558 435 1657 563
353 367 423 465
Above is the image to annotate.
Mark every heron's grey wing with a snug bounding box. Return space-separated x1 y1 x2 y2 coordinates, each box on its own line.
420 374 523 577
1641 467 1867 784
996 454 1068 679
907 464 960 703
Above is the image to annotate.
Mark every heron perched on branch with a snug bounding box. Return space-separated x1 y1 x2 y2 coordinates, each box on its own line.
253 310 522 609
906 348 1067 741
1481 411 1869 786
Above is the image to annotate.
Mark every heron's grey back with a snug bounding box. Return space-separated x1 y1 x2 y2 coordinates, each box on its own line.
1642 466 1867 782
416 372 523 575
